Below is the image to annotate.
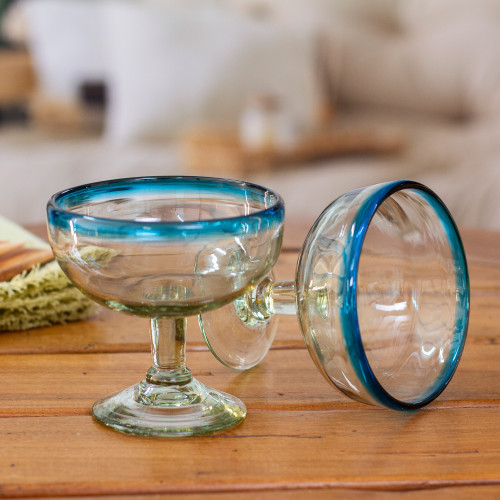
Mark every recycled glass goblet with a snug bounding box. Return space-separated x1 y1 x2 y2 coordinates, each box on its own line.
47 176 284 436
200 180 470 410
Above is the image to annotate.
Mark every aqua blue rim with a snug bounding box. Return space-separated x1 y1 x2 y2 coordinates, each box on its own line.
340 180 470 410
47 176 285 240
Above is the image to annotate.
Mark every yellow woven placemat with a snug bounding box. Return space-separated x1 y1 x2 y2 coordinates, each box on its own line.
0 216 96 331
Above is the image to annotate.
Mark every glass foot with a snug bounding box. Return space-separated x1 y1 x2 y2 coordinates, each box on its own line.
200 298 279 370
92 376 246 437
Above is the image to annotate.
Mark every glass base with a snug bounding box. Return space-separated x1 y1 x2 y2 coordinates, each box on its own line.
92 377 246 437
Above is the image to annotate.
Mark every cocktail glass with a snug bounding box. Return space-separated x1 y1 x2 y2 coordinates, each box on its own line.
200 180 469 410
47 176 284 436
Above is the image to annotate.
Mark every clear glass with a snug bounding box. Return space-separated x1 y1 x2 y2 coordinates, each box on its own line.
201 181 470 410
47 176 284 436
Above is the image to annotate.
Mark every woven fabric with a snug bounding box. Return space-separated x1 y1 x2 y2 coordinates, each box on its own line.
0 217 96 331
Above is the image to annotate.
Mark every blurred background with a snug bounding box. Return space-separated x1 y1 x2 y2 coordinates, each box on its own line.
1 0 500 230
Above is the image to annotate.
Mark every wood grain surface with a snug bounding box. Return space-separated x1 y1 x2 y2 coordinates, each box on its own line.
1 225 499 498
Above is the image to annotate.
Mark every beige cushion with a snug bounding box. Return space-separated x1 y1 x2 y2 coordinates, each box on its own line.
104 1 321 142
23 0 107 101
326 0 500 119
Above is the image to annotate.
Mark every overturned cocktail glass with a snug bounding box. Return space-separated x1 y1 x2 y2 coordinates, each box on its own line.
200 180 469 410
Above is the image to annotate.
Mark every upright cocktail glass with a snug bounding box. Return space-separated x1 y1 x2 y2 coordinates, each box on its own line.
47 176 284 436
201 180 470 410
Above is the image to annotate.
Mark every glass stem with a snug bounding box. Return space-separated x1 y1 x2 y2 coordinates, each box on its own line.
266 280 296 316
147 317 192 385
246 278 296 321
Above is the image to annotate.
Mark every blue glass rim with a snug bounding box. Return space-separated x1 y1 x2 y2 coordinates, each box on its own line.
47 176 285 240
340 180 470 410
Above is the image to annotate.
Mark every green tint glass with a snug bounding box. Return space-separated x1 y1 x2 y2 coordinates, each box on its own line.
47 176 284 436
201 181 469 410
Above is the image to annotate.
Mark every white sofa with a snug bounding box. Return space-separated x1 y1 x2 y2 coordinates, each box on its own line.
2 0 500 230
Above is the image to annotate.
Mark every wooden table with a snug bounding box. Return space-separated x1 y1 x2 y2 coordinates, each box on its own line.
1 224 500 498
